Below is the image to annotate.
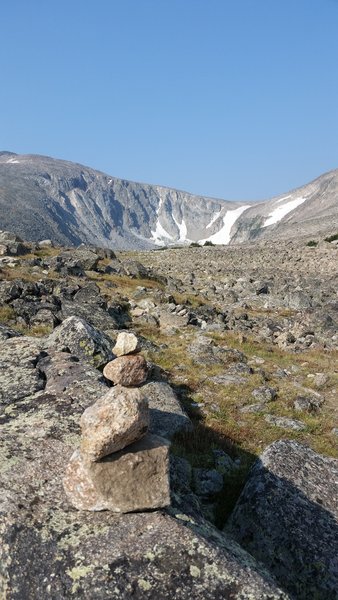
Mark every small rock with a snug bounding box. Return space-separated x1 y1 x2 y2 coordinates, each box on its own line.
240 403 266 414
255 282 270 295
293 395 321 413
210 374 247 385
38 239 53 248
313 372 329 389
63 434 170 512
193 468 223 498
265 414 306 431
213 450 238 475
103 355 149 386
113 331 140 356
80 386 149 461
252 387 277 403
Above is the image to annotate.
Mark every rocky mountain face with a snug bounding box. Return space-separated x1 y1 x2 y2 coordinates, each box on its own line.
0 230 337 598
0 151 337 249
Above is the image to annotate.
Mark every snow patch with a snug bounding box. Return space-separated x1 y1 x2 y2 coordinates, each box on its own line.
150 219 173 246
262 196 307 228
200 205 250 245
276 195 291 204
6 158 20 164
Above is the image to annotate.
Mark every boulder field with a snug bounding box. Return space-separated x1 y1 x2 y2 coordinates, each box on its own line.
0 232 337 598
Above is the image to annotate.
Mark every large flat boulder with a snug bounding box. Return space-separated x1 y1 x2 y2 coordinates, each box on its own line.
226 440 338 600
64 434 170 512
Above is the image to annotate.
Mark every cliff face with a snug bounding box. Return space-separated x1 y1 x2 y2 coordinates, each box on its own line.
0 151 337 249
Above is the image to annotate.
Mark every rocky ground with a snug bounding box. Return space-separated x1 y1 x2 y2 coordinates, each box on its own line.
0 230 337 599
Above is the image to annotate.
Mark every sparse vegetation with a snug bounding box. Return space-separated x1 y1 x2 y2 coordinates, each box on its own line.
306 240 318 247
324 233 338 242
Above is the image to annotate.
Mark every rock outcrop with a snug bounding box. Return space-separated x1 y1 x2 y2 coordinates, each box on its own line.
226 440 338 600
0 320 289 598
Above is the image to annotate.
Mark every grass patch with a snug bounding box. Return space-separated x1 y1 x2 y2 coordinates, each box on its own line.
0 305 15 324
14 323 54 337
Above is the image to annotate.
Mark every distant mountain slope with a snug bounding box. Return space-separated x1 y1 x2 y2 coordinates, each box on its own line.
232 169 338 243
0 152 337 249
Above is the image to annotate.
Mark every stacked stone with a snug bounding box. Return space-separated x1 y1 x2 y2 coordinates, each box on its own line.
103 332 149 387
63 332 170 513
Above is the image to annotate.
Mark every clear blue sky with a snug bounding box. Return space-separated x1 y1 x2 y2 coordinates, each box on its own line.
1 0 338 200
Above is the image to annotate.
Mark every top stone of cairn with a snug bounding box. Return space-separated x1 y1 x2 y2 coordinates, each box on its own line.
113 332 140 357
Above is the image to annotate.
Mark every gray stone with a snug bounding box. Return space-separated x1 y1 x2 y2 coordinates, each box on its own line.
45 316 113 368
252 386 277 403
211 374 247 385
63 434 170 512
240 403 266 414
60 297 122 332
140 381 191 439
193 468 223 498
38 239 53 247
170 454 193 492
313 372 329 388
264 414 306 431
80 386 149 461
213 449 238 474
227 440 338 599
0 324 22 341
293 395 321 413
39 350 107 406
51 247 100 274
0 336 45 404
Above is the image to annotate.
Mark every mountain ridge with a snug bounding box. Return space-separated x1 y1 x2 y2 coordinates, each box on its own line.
0 151 337 249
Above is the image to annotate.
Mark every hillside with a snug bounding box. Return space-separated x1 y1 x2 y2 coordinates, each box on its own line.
0 151 337 249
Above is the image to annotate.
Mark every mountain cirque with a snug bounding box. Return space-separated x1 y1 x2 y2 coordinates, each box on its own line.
0 151 338 250
0 230 337 598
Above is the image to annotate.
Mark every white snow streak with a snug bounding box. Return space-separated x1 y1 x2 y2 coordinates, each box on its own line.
206 210 222 229
201 205 250 245
172 215 188 241
6 158 20 164
262 196 307 228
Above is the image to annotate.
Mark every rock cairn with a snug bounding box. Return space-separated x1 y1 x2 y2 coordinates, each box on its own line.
103 331 149 386
63 332 170 512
